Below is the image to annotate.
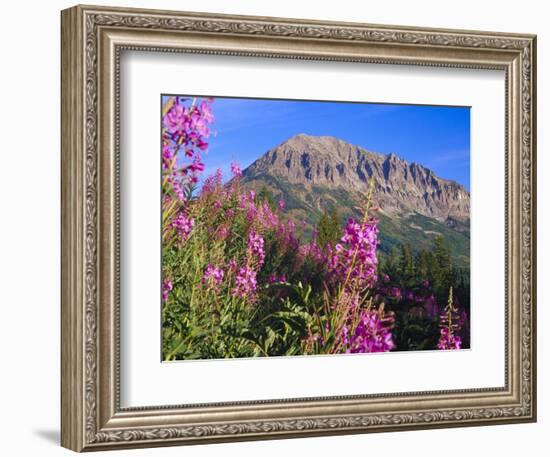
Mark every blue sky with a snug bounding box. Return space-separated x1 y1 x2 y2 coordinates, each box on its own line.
165 95 470 190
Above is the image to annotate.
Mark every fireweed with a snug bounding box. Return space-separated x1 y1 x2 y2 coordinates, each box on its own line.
301 180 396 355
161 96 464 360
437 287 463 350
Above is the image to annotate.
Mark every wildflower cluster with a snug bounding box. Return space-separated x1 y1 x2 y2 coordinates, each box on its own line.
341 308 395 353
171 213 195 243
246 230 265 267
332 217 379 290
233 266 258 299
162 278 173 303
163 98 213 161
162 96 214 223
202 264 224 290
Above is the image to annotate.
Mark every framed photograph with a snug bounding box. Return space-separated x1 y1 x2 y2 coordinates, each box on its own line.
61 4 537 452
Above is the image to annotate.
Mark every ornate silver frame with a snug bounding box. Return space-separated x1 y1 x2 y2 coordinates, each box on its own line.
61 4 537 452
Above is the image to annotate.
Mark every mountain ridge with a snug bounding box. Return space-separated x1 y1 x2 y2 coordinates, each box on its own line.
242 133 470 222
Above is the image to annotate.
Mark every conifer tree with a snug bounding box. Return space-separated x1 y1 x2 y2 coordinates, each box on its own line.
431 234 453 300
317 207 341 248
381 246 400 279
399 243 415 282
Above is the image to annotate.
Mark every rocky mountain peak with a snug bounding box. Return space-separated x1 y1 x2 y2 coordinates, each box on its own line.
242 134 470 221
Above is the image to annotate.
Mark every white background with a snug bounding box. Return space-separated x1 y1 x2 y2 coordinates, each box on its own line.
121 53 505 406
0 0 546 456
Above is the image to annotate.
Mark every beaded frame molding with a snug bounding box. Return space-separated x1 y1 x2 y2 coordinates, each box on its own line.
61 4 536 452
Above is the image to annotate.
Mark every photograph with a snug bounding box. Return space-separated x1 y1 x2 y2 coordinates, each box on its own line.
161 95 471 360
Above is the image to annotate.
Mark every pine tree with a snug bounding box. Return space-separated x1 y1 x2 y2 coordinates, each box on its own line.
382 246 400 279
431 234 453 300
399 243 415 282
316 207 341 248
415 249 433 280
329 207 340 235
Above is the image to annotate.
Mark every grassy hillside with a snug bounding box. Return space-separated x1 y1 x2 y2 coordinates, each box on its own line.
376 213 470 269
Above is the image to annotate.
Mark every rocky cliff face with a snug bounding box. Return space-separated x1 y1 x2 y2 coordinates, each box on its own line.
242 134 470 222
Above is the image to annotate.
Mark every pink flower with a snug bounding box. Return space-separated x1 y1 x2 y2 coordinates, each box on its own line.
278 198 285 210
437 327 462 350
232 266 257 299
201 169 223 195
246 205 258 223
217 226 229 240
162 144 175 169
329 217 379 290
189 159 205 173
163 103 188 134
424 294 439 318
260 203 279 229
202 264 225 289
162 278 173 302
165 176 185 201
390 287 402 299
230 162 242 178
199 100 214 123
190 113 210 137
268 273 286 284
247 230 265 266
172 213 194 242
196 139 209 151
341 309 394 353
287 219 295 232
